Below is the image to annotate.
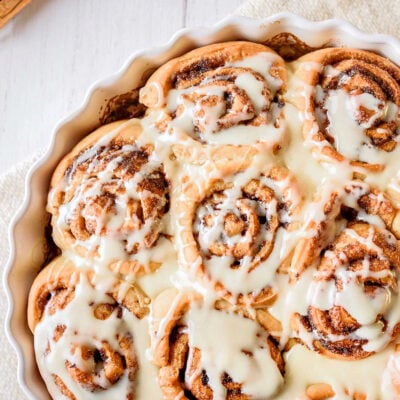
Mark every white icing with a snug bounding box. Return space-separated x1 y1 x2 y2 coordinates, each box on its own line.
324 89 390 163
291 60 400 192
235 72 270 113
231 52 283 94
37 52 400 400
280 343 393 399
34 274 162 400
186 305 283 398
164 51 286 146
51 119 171 270
382 349 400 399
183 152 301 301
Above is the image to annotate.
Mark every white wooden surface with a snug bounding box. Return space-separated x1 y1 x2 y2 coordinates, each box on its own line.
0 0 242 175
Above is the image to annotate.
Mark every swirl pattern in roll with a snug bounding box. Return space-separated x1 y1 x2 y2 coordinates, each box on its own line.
149 288 284 400
290 180 400 359
27 40 400 400
27 256 150 400
140 41 287 150
177 160 302 306
47 120 170 274
295 48 400 171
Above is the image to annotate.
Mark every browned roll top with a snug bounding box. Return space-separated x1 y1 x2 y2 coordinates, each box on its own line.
47 121 170 267
151 289 284 400
61 141 168 249
296 48 400 171
291 181 400 360
140 41 287 143
27 257 150 400
178 164 301 306
305 222 400 359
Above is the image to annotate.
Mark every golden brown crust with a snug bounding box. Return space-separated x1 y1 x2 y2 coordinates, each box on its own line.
139 41 288 159
295 47 400 171
150 288 284 400
47 120 170 272
28 256 150 333
290 181 400 360
305 383 335 400
99 89 146 125
177 162 302 306
27 256 146 399
264 33 318 61
140 41 286 107
0 0 30 29
28 257 78 333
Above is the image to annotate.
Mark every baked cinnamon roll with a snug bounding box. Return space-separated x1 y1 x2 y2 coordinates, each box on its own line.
294 48 400 172
140 41 287 153
47 120 170 275
150 288 285 400
290 180 400 359
28 39 400 399
177 159 302 307
28 256 150 399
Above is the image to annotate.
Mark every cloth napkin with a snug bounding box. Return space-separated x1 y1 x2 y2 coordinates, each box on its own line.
0 153 42 399
1 0 398 398
235 0 400 37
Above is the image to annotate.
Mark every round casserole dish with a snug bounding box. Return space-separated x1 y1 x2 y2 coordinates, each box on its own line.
5 13 400 399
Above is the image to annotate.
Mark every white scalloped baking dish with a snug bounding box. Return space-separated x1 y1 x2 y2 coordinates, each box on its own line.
5 12 400 400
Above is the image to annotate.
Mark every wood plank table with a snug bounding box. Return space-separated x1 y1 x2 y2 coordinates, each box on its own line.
0 0 241 174
0 1 242 398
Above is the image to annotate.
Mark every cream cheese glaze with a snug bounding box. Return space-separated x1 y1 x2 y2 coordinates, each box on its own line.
34 269 163 400
185 305 283 398
29 44 400 400
162 51 287 149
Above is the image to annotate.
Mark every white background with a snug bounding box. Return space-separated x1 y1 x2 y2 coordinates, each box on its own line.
0 0 242 174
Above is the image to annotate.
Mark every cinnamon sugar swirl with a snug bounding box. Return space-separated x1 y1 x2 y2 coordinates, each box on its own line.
177 155 302 308
28 256 151 400
290 181 400 360
293 48 400 173
149 288 284 400
140 42 288 162
47 120 171 275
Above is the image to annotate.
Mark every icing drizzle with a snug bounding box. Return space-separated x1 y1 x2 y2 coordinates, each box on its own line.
31 48 400 400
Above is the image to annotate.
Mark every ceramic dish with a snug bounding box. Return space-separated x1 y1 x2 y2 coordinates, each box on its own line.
5 12 400 400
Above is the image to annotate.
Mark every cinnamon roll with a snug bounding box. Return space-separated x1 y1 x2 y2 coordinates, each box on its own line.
28 256 150 399
47 119 170 275
294 48 400 172
140 41 287 153
150 288 284 400
290 180 400 359
177 160 302 307
28 39 400 399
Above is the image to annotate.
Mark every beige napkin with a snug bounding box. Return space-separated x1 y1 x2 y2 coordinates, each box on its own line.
1 0 398 398
235 0 400 37
0 153 42 399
